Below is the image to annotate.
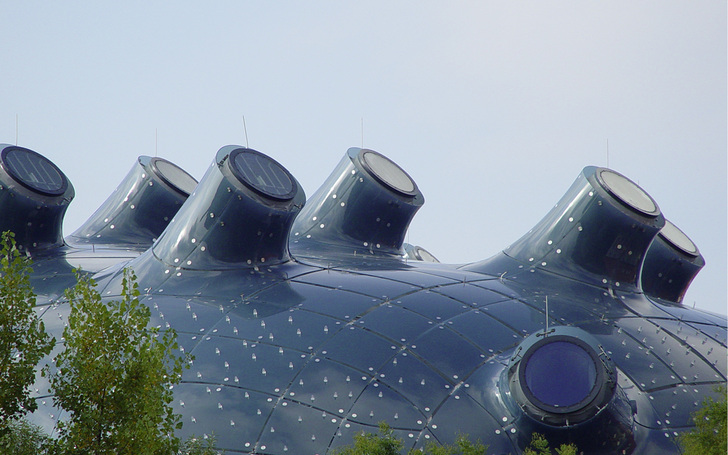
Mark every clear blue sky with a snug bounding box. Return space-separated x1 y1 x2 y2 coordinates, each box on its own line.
1 1 725 315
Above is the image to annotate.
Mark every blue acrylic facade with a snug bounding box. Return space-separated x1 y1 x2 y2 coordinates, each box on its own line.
0 142 724 454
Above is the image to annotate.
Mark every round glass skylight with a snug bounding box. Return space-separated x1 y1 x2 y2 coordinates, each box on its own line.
151 158 198 196
1 146 67 196
523 340 597 409
229 148 296 201
660 219 699 257
598 169 658 216
361 150 416 197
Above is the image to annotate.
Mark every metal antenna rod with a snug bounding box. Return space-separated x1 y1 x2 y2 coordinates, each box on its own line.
545 295 549 333
242 116 249 148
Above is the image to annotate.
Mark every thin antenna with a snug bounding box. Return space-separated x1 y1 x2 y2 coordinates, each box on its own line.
361 117 364 148
242 116 249 148
606 139 609 168
545 295 549 333
15 114 18 145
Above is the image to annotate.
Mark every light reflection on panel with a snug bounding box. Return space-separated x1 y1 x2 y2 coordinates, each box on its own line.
429 393 515 453
378 352 454 414
589 321 681 391
15 146 725 455
410 325 487 380
320 326 400 373
395 290 471 321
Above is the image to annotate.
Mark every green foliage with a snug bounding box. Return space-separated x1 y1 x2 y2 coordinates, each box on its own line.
523 433 550 455
47 268 187 455
334 422 404 455
411 433 488 455
179 434 222 455
333 422 488 455
523 433 578 455
679 385 727 455
0 231 55 432
553 443 578 455
0 417 54 454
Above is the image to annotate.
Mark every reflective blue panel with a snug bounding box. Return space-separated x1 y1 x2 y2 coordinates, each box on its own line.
377 352 453 413
146 296 227 336
231 148 296 200
171 384 274 451
616 372 662 429
358 305 435 343
347 380 426 429
416 262 497 282
585 320 680 390
320 325 398 373
293 269 420 300
258 398 343 454
429 393 516 454
187 336 302 394
3 147 66 195
410 325 485 379
395 290 470 321
224 306 342 353
645 384 721 429
69 156 194 247
616 292 676 319
16 147 727 454
447 309 522 353
617 317 726 383
289 358 369 417
464 359 511 419
697 324 727 347
479 299 547 337
431 282 509 309
356 267 460 288
333 421 424 452
142 266 310 308
524 341 597 407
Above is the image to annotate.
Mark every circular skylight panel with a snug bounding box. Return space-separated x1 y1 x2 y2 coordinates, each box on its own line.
229 148 296 200
1 146 67 196
151 158 198 196
361 150 416 197
660 219 699 257
598 169 658 216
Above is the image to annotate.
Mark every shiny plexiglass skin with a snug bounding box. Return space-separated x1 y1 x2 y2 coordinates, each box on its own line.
6 143 723 454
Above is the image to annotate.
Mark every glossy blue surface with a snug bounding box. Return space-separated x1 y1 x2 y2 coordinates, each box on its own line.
1 143 724 454
524 341 596 407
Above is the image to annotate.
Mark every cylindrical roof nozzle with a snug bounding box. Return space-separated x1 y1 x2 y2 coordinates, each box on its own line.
641 220 704 304
290 147 424 259
152 146 305 269
497 166 664 291
0 144 74 253
505 326 617 426
69 156 197 248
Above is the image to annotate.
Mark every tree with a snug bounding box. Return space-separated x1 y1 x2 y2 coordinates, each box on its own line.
179 434 222 455
523 433 578 455
0 231 55 434
679 385 727 455
412 434 488 455
333 422 488 455
0 417 53 454
47 268 187 455
334 422 404 455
